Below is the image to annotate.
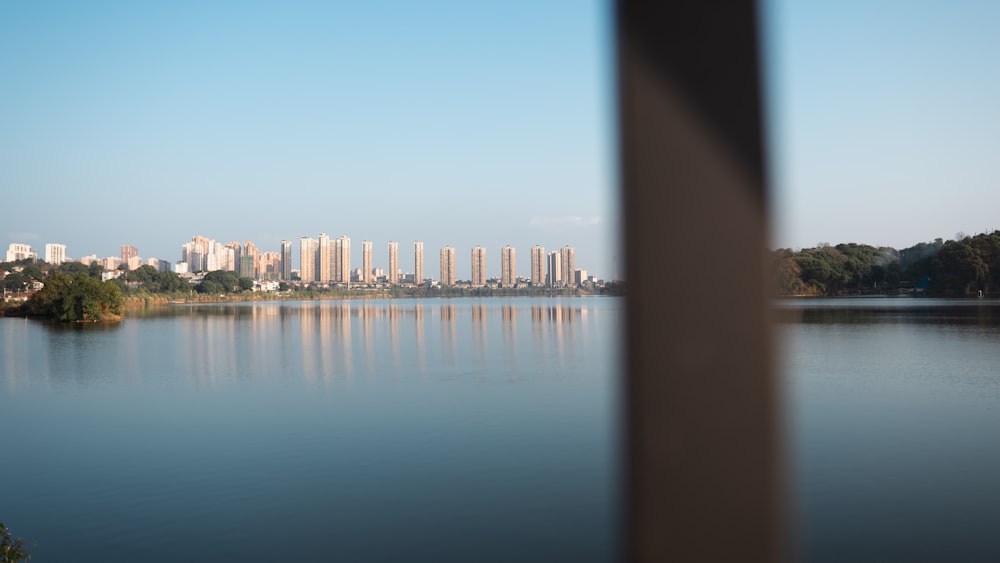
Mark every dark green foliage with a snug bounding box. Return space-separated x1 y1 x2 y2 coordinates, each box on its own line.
2 272 26 292
0 522 31 562
196 280 225 295
52 261 90 276
26 272 124 321
155 271 189 293
201 270 240 292
120 266 190 294
928 232 1000 296
775 232 1000 297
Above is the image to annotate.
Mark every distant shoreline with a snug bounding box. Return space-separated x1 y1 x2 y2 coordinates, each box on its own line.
127 288 619 308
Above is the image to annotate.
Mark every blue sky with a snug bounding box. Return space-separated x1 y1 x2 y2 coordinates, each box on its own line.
7 1 999 277
763 0 1000 250
0 1 617 278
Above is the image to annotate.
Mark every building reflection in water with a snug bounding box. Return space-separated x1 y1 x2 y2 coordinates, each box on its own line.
361 303 376 376
389 303 401 375
413 304 426 376
501 304 518 377
337 302 352 379
300 304 318 382
441 304 457 368
3 300 609 390
472 304 488 370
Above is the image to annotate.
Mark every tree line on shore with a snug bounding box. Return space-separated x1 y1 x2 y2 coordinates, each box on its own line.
774 231 1000 297
2 260 624 321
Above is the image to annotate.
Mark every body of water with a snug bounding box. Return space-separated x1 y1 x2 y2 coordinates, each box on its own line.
780 297 1000 562
8 295 1000 561
2 297 621 562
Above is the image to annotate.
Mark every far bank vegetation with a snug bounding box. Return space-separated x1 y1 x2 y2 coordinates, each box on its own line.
774 231 1000 297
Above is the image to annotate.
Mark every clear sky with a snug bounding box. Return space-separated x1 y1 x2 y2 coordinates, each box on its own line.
763 0 1000 251
8 2 996 276
0 0 617 279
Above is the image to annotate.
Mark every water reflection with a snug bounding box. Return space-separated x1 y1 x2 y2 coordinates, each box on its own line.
2 299 612 389
777 298 1000 327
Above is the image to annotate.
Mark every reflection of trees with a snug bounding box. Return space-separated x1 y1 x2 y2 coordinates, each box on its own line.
780 303 1000 328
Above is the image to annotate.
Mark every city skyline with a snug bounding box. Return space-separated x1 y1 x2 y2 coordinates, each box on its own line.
0 1 616 279
4 234 598 285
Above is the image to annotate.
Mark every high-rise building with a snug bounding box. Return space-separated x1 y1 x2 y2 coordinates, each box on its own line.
280 240 293 280
362 241 373 284
530 245 545 286
387 241 399 285
317 233 331 282
281 240 292 280
300 237 317 282
471 245 487 287
224 242 240 272
5 243 36 262
501 246 516 288
560 246 575 287
440 246 456 286
188 247 204 273
45 243 66 264
260 251 281 280
414 241 424 285
121 245 138 268
244 241 260 279
239 255 254 279
547 251 562 287
334 236 351 283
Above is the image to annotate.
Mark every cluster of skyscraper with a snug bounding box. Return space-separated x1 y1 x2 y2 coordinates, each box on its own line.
5 237 587 288
293 236 581 288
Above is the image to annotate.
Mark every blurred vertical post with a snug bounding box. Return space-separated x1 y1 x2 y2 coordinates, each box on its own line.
617 1 785 561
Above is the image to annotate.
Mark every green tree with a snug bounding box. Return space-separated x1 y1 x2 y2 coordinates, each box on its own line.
54 262 89 276
196 280 225 295
202 270 240 292
3 272 26 292
0 522 31 562
154 271 189 293
26 272 124 321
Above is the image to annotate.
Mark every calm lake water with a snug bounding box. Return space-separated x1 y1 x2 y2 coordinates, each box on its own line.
779 298 1000 562
7 296 1000 561
1 297 621 562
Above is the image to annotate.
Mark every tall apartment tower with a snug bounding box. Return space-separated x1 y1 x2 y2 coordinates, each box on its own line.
387 241 399 284
300 237 317 282
280 240 292 280
560 246 575 287
334 236 351 283
547 251 562 287
121 245 138 268
501 246 516 287
440 246 456 286
413 241 424 285
244 241 260 279
317 233 331 282
471 245 487 287
45 243 66 264
530 245 545 286
5 243 36 262
362 241 373 284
